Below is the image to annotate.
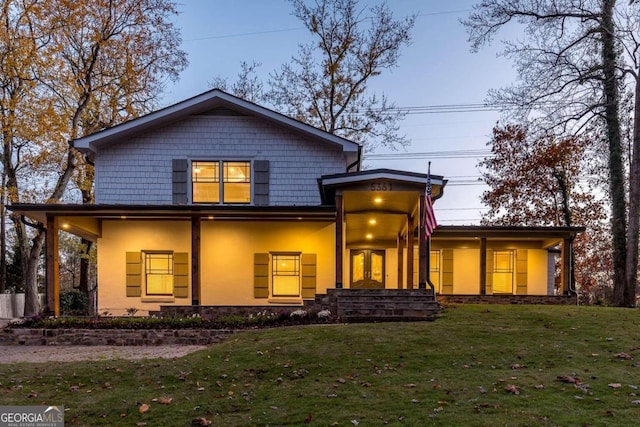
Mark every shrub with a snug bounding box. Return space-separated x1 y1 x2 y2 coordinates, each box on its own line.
59 290 89 316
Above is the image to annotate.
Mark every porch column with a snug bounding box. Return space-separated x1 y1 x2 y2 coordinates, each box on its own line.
479 237 487 295
418 194 427 289
397 233 404 289
45 215 60 316
561 238 571 295
191 217 201 305
406 214 414 289
335 193 344 288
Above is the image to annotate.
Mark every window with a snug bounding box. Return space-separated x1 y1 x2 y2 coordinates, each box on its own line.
272 253 300 297
192 160 251 204
145 252 173 296
429 250 441 292
493 250 514 293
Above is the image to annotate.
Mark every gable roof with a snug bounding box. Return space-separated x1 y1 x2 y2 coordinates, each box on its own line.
72 89 361 161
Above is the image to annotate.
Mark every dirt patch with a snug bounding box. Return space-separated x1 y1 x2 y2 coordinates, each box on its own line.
0 345 208 364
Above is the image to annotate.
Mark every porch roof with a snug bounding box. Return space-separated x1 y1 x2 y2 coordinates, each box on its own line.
432 225 585 249
8 203 337 242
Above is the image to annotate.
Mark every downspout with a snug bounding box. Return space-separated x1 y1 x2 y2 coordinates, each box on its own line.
346 145 362 172
568 235 577 297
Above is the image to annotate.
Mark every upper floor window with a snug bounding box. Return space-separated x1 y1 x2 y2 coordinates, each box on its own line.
192 160 251 204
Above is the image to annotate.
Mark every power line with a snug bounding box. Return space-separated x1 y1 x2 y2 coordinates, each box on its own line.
365 149 492 160
183 8 472 42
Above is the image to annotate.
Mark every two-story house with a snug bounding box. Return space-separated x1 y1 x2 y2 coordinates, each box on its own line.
12 90 583 316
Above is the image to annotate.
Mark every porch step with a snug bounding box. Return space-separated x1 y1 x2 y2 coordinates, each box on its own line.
328 289 440 322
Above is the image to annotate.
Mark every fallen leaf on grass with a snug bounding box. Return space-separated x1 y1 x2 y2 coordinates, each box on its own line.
505 384 520 395
138 403 150 414
404 383 416 388
336 378 346 384
27 391 38 398
608 383 622 389
631 400 640 405
615 353 634 360
510 364 525 370
557 375 581 384
154 397 172 405
136 423 147 426
191 417 212 426
304 414 313 423
535 384 545 390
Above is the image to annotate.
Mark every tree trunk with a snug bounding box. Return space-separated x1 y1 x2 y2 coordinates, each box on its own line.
625 74 640 307
0 172 6 293
23 232 45 316
78 239 93 294
602 0 629 306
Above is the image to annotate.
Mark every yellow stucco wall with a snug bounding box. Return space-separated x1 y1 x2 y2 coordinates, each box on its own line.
97 220 192 315
97 219 335 313
199 221 335 305
452 248 481 294
527 250 549 295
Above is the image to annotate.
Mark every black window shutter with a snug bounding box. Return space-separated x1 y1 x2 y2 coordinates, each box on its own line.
254 160 270 206
172 159 188 204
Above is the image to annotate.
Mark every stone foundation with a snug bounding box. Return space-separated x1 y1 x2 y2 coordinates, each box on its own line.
437 294 578 305
0 328 235 346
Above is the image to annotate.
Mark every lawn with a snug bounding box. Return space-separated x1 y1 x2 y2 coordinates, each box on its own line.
1 304 639 426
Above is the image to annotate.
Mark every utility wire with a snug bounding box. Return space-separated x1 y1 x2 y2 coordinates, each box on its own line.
184 9 471 42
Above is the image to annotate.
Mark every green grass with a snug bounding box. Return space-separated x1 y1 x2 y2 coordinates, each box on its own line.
1 304 640 426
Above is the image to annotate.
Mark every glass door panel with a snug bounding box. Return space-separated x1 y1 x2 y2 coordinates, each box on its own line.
350 249 385 289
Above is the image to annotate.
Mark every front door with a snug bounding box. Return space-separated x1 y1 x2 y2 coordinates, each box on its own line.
350 249 385 289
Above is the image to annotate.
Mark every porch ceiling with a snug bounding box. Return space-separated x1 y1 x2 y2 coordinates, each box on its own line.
343 190 419 246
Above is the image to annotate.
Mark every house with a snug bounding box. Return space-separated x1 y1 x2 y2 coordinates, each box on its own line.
11 90 583 317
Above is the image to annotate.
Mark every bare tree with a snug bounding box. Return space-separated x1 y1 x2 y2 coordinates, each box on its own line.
267 0 413 150
463 0 639 306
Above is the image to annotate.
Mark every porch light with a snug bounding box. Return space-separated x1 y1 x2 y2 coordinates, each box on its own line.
61 223 70 229
374 197 382 204
194 167 201 174
369 218 377 225
366 233 373 239
120 216 127 220
207 215 214 220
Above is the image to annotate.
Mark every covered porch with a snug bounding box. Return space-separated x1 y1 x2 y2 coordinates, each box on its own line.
320 169 446 291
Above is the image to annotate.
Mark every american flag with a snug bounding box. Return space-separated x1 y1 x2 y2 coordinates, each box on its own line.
424 165 437 238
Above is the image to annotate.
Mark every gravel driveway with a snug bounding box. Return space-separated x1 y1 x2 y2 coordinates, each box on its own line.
0 345 209 364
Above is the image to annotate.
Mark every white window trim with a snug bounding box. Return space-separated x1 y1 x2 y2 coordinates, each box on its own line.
190 159 253 205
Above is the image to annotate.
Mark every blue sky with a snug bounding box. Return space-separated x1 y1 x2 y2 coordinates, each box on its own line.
163 0 518 224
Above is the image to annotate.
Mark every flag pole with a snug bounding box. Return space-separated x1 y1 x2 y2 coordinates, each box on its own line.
425 161 436 294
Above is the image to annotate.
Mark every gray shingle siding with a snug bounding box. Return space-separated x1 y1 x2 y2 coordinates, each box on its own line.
94 115 347 205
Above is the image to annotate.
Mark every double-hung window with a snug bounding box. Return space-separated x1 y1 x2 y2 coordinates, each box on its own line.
493 250 514 294
272 253 301 297
192 160 251 204
429 250 441 292
145 252 174 296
